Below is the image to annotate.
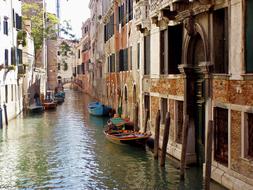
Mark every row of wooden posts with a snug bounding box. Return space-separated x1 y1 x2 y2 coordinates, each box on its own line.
143 109 214 190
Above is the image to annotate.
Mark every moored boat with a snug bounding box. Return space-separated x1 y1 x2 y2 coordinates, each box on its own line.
43 101 57 110
104 117 151 146
104 130 151 146
27 105 44 114
88 102 111 116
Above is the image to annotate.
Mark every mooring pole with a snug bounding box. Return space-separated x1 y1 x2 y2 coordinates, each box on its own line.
144 109 149 133
3 104 8 126
154 110 161 160
204 120 214 190
160 112 171 167
180 114 189 179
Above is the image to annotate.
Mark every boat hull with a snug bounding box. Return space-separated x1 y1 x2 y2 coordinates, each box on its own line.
88 102 111 116
104 131 151 146
27 105 44 113
43 102 57 110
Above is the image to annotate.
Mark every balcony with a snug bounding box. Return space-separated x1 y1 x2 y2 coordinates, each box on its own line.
149 0 161 17
134 0 150 33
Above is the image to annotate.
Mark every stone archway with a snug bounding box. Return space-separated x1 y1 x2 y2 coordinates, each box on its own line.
181 22 209 165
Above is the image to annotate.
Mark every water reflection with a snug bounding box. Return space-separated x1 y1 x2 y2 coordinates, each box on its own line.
0 90 226 189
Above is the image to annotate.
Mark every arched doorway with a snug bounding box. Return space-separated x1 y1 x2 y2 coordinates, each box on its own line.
186 33 206 165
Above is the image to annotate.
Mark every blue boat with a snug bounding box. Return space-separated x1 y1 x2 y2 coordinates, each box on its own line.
88 102 111 116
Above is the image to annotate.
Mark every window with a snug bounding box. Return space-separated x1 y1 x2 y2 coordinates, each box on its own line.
246 1 253 73
160 29 168 74
3 18 8 35
144 94 150 118
119 49 128 71
169 24 182 74
17 48 22 65
57 51 60 56
245 113 253 158
12 9 15 28
104 14 114 42
161 98 168 124
128 0 133 21
5 49 8 66
108 54 115 73
214 107 228 166
58 63 61 70
176 101 183 143
144 35 150 75
213 8 228 74
16 14 22 30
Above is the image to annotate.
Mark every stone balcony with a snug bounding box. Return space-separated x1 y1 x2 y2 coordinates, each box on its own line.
134 0 151 33
149 0 192 24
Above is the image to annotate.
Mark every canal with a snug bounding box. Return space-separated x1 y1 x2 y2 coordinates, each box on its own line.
0 90 225 189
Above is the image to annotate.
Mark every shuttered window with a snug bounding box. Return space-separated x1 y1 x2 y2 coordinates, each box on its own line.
5 49 8 66
17 48 22 65
214 107 228 166
3 19 8 35
16 14 22 30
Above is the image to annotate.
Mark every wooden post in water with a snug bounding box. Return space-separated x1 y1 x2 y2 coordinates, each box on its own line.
154 110 161 160
133 104 139 131
204 120 214 190
180 114 189 180
144 109 149 133
160 112 171 167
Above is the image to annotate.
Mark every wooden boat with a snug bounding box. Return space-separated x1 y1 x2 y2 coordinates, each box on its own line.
43 100 57 110
88 102 111 116
104 117 151 145
43 90 57 110
104 130 151 146
27 105 44 113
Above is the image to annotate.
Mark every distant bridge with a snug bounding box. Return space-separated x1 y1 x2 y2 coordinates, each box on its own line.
61 78 83 89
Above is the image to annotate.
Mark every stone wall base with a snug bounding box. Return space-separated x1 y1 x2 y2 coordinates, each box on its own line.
211 165 253 190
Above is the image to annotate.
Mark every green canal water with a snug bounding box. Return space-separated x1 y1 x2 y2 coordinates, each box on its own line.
0 90 226 189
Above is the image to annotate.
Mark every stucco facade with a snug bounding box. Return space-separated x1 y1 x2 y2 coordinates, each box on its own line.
0 0 23 122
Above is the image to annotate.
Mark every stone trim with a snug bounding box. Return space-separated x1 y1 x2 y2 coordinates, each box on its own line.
149 92 184 101
211 165 253 189
213 101 253 112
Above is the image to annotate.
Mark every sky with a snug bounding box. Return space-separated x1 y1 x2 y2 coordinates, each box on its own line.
46 0 90 39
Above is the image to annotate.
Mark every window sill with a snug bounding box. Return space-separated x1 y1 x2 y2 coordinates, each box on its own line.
241 73 253 80
239 156 253 163
159 74 182 79
212 73 231 80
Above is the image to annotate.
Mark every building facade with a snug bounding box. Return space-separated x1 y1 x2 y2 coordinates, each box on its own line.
87 0 253 189
134 0 253 189
0 0 23 122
